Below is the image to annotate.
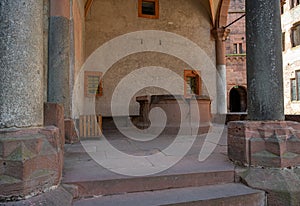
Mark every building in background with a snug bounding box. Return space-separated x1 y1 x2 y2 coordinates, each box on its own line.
282 0 300 114
225 0 247 113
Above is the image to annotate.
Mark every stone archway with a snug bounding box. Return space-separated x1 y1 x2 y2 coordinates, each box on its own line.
229 86 247 112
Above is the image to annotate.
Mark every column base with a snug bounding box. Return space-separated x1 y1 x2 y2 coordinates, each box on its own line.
228 121 300 168
0 126 63 201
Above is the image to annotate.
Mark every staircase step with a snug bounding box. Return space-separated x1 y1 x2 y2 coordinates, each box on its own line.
73 183 266 206
64 169 234 197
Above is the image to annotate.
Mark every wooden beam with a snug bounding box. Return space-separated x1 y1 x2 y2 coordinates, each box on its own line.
84 0 94 17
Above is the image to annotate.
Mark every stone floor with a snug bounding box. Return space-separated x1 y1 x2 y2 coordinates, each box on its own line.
63 124 234 186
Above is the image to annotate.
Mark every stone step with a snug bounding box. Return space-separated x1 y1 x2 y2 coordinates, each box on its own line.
73 183 266 206
64 168 234 197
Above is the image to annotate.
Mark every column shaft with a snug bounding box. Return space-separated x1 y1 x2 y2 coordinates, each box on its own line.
246 0 284 120
48 0 71 117
213 28 229 114
0 0 44 128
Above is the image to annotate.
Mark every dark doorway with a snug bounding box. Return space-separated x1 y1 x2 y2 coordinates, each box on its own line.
229 86 247 112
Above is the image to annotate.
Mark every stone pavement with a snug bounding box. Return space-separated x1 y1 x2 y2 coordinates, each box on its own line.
62 124 264 205
63 124 234 187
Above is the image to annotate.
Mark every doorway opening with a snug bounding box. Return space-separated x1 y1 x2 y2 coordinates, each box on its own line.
229 86 247 112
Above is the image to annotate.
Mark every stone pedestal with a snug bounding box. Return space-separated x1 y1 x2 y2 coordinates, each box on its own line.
228 121 300 168
0 127 64 200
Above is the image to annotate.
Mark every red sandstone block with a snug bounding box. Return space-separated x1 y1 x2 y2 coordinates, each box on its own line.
287 136 300 154
245 130 260 139
0 127 64 199
23 137 44 155
287 121 300 131
44 103 65 146
228 121 300 168
250 152 281 168
40 126 62 151
249 138 265 154
265 139 287 156
0 139 21 158
65 119 79 144
2 160 23 180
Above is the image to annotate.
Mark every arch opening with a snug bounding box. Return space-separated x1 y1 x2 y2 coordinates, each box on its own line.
229 86 247 112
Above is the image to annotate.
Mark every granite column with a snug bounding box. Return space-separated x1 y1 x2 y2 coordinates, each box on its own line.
48 0 71 118
0 1 64 199
0 1 44 128
228 0 300 186
228 2 300 204
246 0 284 120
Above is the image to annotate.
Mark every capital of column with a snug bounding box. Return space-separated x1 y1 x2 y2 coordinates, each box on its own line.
211 28 230 42
212 28 230 65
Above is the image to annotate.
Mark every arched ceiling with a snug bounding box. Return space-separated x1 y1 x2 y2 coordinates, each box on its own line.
200 0 230 28
84 0 230 28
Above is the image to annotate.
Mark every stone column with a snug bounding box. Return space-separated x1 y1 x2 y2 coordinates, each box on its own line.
246 0 284 120
0 1 44 128
228 2 300 204
212 28 230 114
0 1 64 199
48 0 71 117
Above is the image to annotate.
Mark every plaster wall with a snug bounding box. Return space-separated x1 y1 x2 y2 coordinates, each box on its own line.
282 4 300 114
77 0 217 117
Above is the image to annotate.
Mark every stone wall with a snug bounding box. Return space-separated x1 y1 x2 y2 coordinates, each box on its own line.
78 0 217 117
225 0 247 112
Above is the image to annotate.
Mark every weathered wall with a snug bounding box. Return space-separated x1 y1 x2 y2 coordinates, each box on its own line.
95 52 209 115
79 0 216 117
282 3 300 114
225 0 246 55
226 56 247 89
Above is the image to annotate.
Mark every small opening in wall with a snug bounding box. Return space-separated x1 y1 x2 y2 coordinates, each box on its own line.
184 70 201 97
138 0 159 19
142 1 155 15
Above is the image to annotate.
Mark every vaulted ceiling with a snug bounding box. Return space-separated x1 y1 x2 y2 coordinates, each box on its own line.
200 0 230 27
84 0 230 28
